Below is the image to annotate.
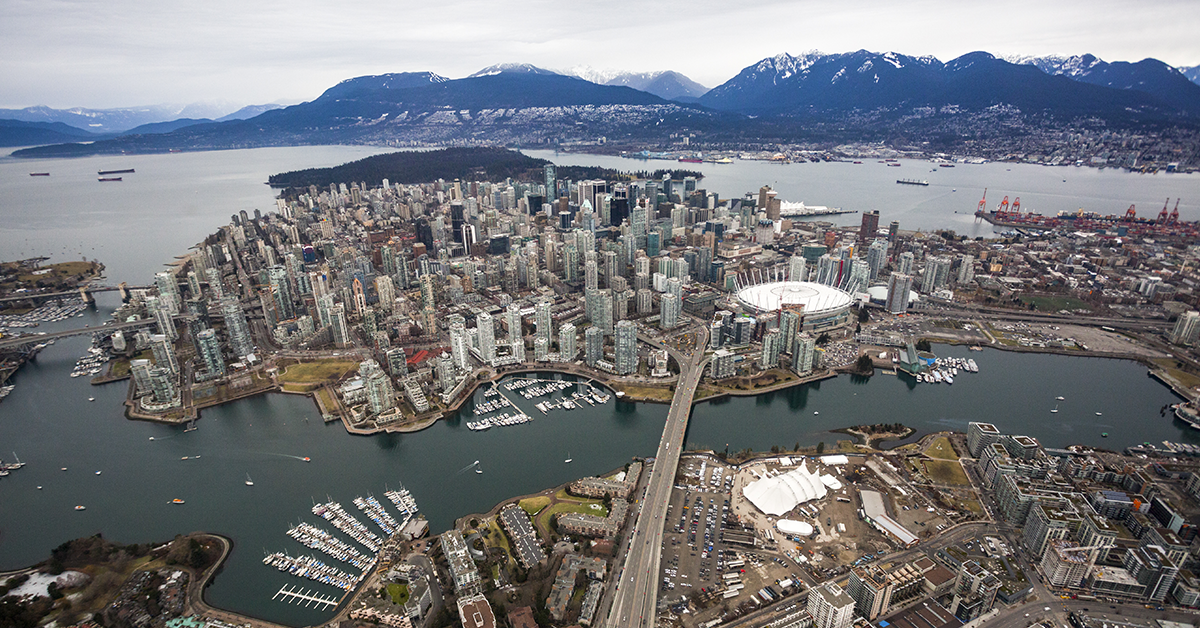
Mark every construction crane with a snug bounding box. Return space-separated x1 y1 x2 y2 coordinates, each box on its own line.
1125 205 1137 220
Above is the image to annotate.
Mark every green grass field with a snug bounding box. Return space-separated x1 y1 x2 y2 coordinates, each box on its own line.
278 360 359 384
924 436 959 460
922 459 970 485
519 496 551 516
1019 295 1090 313
386 583 409 605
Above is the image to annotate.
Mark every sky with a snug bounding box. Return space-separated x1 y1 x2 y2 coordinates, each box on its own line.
3 0 1198 111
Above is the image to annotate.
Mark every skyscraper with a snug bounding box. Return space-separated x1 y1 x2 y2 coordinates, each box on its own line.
450 320 470 372
886 273 914 314
615 320 637 375
760 328 783 369
477 312 496 364
858 210 880 242
794 333 816 374
330 304 351 348
195 328 225 377
535 300 553 344
807 583 855 628
660 293 680 329
584 326 603 367
1170 310 1200 346
150 333 179 375
222 297 254 358
558 323 577 361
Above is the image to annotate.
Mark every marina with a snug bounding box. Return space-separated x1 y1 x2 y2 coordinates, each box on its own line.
262 552 359 591
272 585 341 611
311 501 381 552
909 356 978 384
285 523 374 570
352 495 399 535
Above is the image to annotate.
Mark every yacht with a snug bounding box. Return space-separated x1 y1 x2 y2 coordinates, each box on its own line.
565 453 573 464
74 505 86 511
245 473 254 487
1051 404 1059 414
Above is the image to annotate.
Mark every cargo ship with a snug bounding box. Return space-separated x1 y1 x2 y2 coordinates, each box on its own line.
677 156 702 163
29 172 50 177
97 168 135 175
98 177 122 182
896 179 928 186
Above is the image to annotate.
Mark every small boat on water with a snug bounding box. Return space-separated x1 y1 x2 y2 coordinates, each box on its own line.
1055 396 1065 401
74 505 86 511
245 473 254 486
94 470 101 475
1101 432 1109 438
171 498 185 505
565 452 573 464
1095 412 1103 416
1051 404 1059 414
302 457 311 462
88 397 95 402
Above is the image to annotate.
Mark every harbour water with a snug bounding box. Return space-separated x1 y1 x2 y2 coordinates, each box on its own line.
522 149 1199 235
1 145 1197 625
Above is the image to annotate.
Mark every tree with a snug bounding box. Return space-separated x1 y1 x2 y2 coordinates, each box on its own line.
857 308 869 323
915 339 932 352
816 333 831 346
856 354 874 374
816 442 826 454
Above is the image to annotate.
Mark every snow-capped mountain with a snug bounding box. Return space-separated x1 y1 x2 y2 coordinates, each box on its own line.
1008 54 1200 113
468 63 559 78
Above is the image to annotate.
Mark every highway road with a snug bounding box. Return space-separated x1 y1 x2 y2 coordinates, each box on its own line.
605 326 708 628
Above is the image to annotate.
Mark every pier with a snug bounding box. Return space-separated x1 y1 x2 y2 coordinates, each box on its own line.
271 584 340 610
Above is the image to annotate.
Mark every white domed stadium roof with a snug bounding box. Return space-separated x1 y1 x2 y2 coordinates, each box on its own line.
736 281 853 315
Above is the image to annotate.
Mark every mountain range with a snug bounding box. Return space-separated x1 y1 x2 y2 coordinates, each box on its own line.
8 50 1200 156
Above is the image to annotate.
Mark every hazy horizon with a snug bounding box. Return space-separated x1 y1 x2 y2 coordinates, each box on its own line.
3 0 1198 110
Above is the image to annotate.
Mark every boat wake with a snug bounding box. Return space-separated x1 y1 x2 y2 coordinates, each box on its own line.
456 460 481 475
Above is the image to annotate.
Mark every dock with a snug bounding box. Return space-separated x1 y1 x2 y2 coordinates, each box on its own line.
272 584 340 610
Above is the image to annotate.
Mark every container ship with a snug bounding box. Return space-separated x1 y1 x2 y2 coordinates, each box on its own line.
98 177 122 182
29 172 50 177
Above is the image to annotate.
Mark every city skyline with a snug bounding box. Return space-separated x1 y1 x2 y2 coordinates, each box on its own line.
2 0 1198 110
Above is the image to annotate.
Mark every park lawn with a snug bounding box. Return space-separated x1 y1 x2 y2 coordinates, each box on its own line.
520 496 551 516
485 518 514 562
610 383 675 402
1151 358 1200 391
314 387 337 411
961 498 984 515
1019 295 1090 313
386 583 409 606
278 360 359 384
924 436 959 460
922 459 970 485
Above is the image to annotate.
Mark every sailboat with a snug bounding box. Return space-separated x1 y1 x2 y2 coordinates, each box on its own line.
245 473 254 487
565 452 573 464
474 460 483 474
1051 404 1059 414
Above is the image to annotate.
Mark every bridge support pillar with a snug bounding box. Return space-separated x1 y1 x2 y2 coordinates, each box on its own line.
79 286 94 305
118 282 130 302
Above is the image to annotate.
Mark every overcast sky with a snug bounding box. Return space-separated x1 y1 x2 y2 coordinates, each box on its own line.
3 0 1198 110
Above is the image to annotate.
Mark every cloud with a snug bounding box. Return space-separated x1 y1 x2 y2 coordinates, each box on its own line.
1 0 1196 109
